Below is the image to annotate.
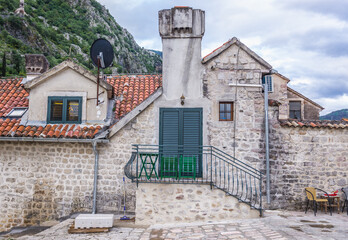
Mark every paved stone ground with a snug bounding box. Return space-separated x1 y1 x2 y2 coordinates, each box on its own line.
1 210 347 239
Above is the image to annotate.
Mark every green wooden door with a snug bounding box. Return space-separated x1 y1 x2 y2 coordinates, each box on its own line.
159 108 203 177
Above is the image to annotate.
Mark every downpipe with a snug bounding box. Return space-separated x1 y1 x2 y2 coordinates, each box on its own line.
264 79 270 204
92 141 99 214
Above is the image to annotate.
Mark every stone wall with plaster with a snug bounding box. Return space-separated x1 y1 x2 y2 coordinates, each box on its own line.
0 104 156 232
135 183 259 225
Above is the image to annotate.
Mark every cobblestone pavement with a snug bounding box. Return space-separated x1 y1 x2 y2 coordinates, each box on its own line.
2 210 347 240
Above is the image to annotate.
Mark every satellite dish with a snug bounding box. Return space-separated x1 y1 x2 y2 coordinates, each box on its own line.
90 38 114 106
90 38 114 69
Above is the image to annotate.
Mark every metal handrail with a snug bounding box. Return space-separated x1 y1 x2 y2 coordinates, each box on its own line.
124 144 264 215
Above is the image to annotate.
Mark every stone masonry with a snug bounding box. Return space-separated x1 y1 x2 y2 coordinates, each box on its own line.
203 42 269 171
0 104 157 232
268 110 348 210
136 183 259 225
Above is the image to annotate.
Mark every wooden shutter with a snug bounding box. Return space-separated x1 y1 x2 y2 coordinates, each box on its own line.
160 108 203 176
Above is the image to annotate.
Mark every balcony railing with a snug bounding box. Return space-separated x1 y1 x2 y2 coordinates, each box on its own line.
125 144 263 215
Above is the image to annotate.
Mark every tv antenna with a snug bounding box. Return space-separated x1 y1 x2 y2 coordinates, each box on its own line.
90 38 114 106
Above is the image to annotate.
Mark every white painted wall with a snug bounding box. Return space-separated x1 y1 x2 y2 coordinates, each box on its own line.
27 68 108 124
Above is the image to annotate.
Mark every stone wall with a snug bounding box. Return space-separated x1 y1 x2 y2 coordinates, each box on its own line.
135 183 259 225
203 43 269 170
0 104 156 232
0 141 96 231
267 112 348 210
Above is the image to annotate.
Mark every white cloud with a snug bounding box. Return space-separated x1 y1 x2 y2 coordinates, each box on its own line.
317 94 348 115
138 38 160 50
97 0 348 114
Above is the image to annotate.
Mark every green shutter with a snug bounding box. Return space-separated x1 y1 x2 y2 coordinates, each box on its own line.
160 109 179 146
183 109 202 176
183 110 202 146
160 108 203 177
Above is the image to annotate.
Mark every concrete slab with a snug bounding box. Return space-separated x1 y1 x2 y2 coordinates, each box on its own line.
74 214 114 229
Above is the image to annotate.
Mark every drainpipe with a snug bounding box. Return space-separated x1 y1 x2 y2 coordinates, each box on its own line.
91 141 99 214
264 78 270 204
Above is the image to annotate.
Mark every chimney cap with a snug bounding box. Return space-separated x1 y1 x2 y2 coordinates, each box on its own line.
25 54 50 74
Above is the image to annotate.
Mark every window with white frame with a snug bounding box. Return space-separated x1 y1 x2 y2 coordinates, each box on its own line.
7 108 28 118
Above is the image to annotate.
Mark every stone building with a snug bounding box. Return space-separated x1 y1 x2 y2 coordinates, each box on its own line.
1 6 347 232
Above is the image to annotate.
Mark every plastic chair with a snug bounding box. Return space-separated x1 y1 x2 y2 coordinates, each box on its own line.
305 187 332 216
160 156 178 179
341 187 348 215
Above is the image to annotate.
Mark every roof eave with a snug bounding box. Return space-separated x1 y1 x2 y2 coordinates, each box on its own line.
202 37 272 70
0 137 109 143
287 87 324 110
108 87 163 138
24 60 113 91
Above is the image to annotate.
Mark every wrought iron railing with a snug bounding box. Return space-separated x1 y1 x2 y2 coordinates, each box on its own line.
124 144 263 215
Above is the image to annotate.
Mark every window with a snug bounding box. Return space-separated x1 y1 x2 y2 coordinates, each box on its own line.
7 108 28 118
262 75 273 92
219 102 233 121
289 101 301 120
47 97 82 123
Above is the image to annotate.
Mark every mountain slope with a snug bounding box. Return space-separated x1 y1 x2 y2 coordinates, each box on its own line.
0 0 162 76
320 109 348 120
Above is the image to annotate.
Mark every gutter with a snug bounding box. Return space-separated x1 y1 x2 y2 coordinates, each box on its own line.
0 137 109 143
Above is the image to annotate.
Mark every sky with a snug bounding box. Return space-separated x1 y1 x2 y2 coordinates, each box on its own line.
98 0 348 115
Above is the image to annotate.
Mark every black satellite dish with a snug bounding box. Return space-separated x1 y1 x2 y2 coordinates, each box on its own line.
90 38 114 69
90 38 114 106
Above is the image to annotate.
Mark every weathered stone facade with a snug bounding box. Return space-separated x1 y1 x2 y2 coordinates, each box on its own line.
268 112 348 210
0 104 156 232
136 184 259 225
203 42 269 171
0 141 96 231
1 5 348 233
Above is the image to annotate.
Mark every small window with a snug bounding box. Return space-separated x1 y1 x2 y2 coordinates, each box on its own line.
262 75 273 92
7 107 28 118
219 102 233 121
47 97 82 123
289 101 301 120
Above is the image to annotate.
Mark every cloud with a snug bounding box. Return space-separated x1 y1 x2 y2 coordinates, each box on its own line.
97 0 348 114
316 94 348 115
279 0 348 22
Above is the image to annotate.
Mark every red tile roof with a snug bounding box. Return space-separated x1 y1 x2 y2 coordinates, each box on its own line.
0 118 103 139
0 78 29 117
106 75 162 120
203 40 230 59
0 75 162 140
280 120 348 129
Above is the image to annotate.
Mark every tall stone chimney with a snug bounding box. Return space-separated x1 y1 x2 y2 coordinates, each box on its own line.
159 7 205 100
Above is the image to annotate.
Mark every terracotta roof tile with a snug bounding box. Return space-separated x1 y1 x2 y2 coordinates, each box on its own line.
106 75 162 120
280 119 348 129
0 118 103 139
1 74 162 140
0 78 29 117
